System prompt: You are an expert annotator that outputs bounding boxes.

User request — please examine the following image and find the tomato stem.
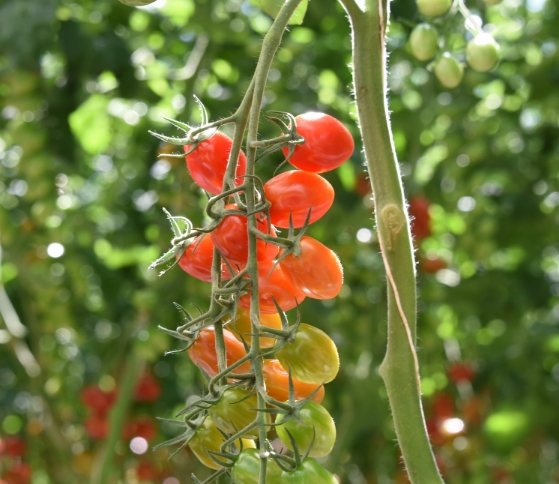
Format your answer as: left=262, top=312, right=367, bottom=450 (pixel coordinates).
left=338, top=0, right=445, bottom=482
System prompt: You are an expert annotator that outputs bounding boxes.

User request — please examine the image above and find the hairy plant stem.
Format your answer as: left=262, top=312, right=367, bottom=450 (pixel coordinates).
left=338, top=0, right=445, bottom=482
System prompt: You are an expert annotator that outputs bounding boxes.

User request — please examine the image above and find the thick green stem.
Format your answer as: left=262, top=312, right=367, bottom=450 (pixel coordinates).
left=339, top=0, right=445, bottom=482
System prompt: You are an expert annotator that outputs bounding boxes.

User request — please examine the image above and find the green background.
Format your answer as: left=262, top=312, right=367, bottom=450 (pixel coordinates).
left=1, top=0, right=558, bottom=482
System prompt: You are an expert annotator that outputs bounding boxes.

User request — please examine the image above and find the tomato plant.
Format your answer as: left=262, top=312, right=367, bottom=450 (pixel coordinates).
left=84, top=414, right=109, bottom=440
left=0, top=435, right=26, bottom=457
left=231, top=449, right=283, bottom=484
left=211, top=204, right=278, bottom=266
left=239, top=259, right=306, bottom=314
left=276, top=323, right=339, bottom=384
left=184, top=132, right=247, bottom=195
left=279, top=236, right=343, bottom=300
left=281, top=458, right=338, bottom=484
left=409, top=196, right=431, bottom=241
left=409, top=24, right=439, bottom=61
left=466, top=34, right=500, bottom=72
left=188, top=416, right=255, bottom=470
left=227, top=307, right=282, bottom=348
left=282, top=112, right=354, bottom=173
left=276, top=400, right=336, bottom=458
left=122, top=417, right=157, bottom=441
left=188, top=326, right=251, bottom=377
left=208, top=388, right=269, bottom=439
left=448, top=362, right=475, bottom=383
left=262, top=359, right=324, bottom=404
left=264, top=171, right=334, bottom=228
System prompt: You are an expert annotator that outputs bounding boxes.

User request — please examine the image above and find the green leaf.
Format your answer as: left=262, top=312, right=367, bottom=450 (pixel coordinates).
left=250, top=0, right=309, bottom=25
left=68, top=95, right=111, bottom=154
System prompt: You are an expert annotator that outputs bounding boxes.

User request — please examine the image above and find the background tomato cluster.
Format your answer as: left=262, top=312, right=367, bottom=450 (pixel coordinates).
left=1, top=0, right=559, bottom=483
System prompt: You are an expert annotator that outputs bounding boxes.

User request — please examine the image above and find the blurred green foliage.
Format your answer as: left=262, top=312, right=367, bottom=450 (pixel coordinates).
left=0, top=0, right=558, bottom=482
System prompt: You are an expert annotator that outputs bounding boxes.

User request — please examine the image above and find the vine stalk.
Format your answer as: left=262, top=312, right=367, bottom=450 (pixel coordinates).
left=338, top=0, right=445, bottom=482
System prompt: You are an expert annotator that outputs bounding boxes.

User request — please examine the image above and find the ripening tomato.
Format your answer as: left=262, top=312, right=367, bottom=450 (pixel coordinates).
left=178, top=234, right=233, bottom=282
left=208, top=388, right=270, bottom=439
left=84, top=414, right=109, bottom=440
left=80, top=385, right=117, bottom=414
left=416, top=0, right=451, bottom=17
left=211, top=204, right=279, bottom=266
left=123, top=417, right=157, bottom=441
left=137, top=461, right=159, bottom=481
left=188, top=326, right=251, bottom=377
left=4, top=462, right=32, bottom=484
left=420, top=256, right=446, bottom=273
left=434, top=54, right=463, bottom=88
left=0, top=435, right=26, bottom=457
left=281, top=458, right=338, bottom=484
left=466, top=34, right=500, bottom=72
left=135, top=373, right=161, bottom=402
left=448, top=363, right=475, bottom=383
left=276, top=323, right=339, bottom=384
left=432, top=393, right=454, bottom=421
left=262, top=359, right=324, bottom=404
left=231, top=449, right=283, bottom=484
left=185, top=132, right=247, bottom=195
left=409, top=24, right=439, bottom=61
left=409, top=196, right=431, bottom=241
left=276, top=400, right=336, bottom=458
left=239, top=260, right=306, bottom=314
left=282, top=112, right=354, bottom=173
left=189, top=416, right=255, bottom=470
left=264, top=171, right=334, bottom=228
left=227, top=308, right=282, bottom=348
left=279, top=237, right=343, bottom=300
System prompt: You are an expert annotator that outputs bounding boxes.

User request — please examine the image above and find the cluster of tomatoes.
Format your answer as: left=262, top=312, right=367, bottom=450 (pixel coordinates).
left=410, top=0, right=500, bottom=88
left=0, top=435, right=30, bottom=484
left=174, top=112, right=354, bottom=481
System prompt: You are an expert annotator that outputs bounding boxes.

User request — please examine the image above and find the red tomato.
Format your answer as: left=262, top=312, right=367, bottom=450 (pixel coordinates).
left=420, top=256, right=446, bottom=274
left=264, top=171, right=334, bottom=228
left=425, top=418, right=445, bottom=446
left=448, top=363, right=475, bottom=383
left=188, top=326, right=251, bottom=377
left=262, top=359, right=324, bottom=404
left=177, top=234, right=234, bottom=282
left=409, top=196, right=431, bottom=241
left=4, top=463, right=31, bottom=484
left=0, top=435, right=26, bottom=457
left=123, top=417, right=157, bottom=441
left=137, top=461, right=159, bottom=481
left=279, top=237, right=343, bottom=300
left=135, top=373, right=161, bottom=402
left=185, top=132, right=247, bottom=195
left=239, top=259, right=306, bottom=314
left=84, top=414, right=109, bottom=440
left=80, top=385, right=117, bottom=414
left=432, top=393, right=454, bottom=422
left=282, top=112, right=354, bottom=173
left=211, top=204, right=279, bottom=266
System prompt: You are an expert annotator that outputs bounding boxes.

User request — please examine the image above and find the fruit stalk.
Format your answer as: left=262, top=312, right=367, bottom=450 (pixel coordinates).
left=338, top=0, right=445, bottom=482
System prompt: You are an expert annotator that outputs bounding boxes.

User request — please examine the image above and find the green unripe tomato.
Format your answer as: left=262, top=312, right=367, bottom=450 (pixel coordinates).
left=416, top=0, right=451, bottom=17
left=118, top=0, right=157, bottom=6
left=276, top=401, right=336, bottom=458
left=231, top=449, right=283, bottom=484
left=281, top=458, right=338, bottom=484
left=434, top=54, right=464, bottom=88
left=276, top=323, right=339, bottom=385
left=189, top=417, right=255, bottom=470
left=208, top=388, right=270, bottom=440
left=466, top=34, right=500, bottom=72
left=409, top=24, right=439, bottom=61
